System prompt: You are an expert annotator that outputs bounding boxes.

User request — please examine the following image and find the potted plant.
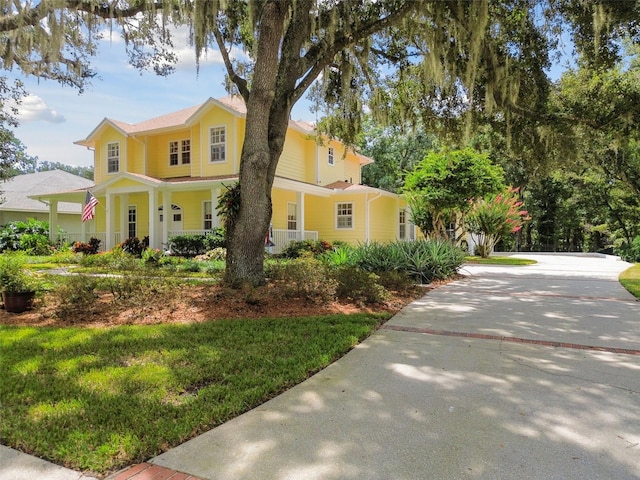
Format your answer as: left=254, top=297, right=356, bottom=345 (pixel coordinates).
left=0, top=253, right=40, bottom=313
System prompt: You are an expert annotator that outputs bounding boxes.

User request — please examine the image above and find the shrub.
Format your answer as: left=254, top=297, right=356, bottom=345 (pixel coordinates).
left=195, top=247, right=227, bottom=262
left=141, top=248, right=165, bottom=265
left=120, top=236, right=149, bottom=257
left=203, top=227, right=226, bottom=249
left=331, top=266, right=389, bottom=304
left=375, top=270, right=417, bottom=292
left=618, top=235, right=640, bottom=263
left=267, top=256, right=337, bottom=301
left=52, top=275, right=100, bottom=317
left=169, top=234, right=207, bottom=257
left=73, top=237, right=101, bottom=255
left=19, top=233, right=52, bottom=255
left=80, top=247, right=139, bottom=271
left=320, top=244, right=359, bottom=268
left=0, top=219, right=51, bottom=252
left=280, top=239, right=334, bottom=258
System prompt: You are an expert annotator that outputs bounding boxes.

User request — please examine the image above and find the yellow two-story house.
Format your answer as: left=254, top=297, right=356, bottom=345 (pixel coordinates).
left=33, top=96, right=415, bottom=252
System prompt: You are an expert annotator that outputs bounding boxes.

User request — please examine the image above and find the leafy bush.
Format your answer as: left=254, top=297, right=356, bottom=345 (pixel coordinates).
left=267, top=256, right=337, bottom=301
left=0, top=252, right=41, bottom=292
left=203, top=227, right=226, bottom=249
left=321, top=244, right=359, bottom=268
left=79, top=247, right=139, bottom=271
left=19, top=233, right=52, bottom=255
left=169, top=234, right=208, bottom=257
left=52, top=275, right=100, bottom=317
left=331, top=266, right=389, bottom=304
left=0, top=219, right=51, bottom=252
left=120, top=236, right=149, bottom=257
left=73, top=237, right=101, bottom=255
left=618, top=235, right=640, bottom=263
left=141, top=248, right=166, bottom=265
left=280, top=239, right=334, bottom=258
left=195, top=247, right=227, bottom=262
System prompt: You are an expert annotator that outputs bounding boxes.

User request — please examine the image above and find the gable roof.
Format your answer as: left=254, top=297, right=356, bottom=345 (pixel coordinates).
left=1, top=170, right=94, bottom=214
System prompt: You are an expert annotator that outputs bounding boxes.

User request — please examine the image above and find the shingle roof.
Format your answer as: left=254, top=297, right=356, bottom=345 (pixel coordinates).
left=0, top=170, right=94, bottom=213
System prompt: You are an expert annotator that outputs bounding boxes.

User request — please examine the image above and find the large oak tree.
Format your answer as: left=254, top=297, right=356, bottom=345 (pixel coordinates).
left=1, top=0, right=638, bottom=286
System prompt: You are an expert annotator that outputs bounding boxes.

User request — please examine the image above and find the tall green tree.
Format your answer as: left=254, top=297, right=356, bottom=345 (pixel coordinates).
left=404, top=148, right=506, bottom=239
left=1, top=1, right=638, bottom=285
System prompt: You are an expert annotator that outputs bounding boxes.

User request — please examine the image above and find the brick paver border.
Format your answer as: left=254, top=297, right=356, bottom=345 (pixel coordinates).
left=381, top=324, right=640, bottom=356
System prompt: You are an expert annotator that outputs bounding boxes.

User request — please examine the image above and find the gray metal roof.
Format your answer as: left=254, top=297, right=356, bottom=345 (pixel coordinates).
left=0, top=170, right=94, bottom=214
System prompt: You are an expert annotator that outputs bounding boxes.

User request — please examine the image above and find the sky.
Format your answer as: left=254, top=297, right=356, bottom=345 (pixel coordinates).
left=7, top=30, right=317, bottom=169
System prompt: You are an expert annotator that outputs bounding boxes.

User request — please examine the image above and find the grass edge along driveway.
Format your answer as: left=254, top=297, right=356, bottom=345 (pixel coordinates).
left=619, top=263, right=640, bottom=298
left=0, top=313, right=388, bottom=477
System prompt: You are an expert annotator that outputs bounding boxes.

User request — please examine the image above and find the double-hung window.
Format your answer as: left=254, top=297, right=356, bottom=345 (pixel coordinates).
left=328, top=147, right=335, bottom=166
left=399, top=209, right=407, bottom=240
left=170, top=140, right=191, bottom=165
left=107, top=142, right=120, bottom=173
left=128, top=206, right=137, bottom=239
left=203, top=201, right=213, bottom=230
left=210, top=127, right=226, bottom=162
left=336, top=202, right=353, bottom=229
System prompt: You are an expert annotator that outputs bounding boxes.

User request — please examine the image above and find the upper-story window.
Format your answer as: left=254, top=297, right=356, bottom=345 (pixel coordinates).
left=336, top=202, right=353, bottom=229
left=170, top=140, right=191, bottom=166
left=210, top=126, right=226, bottom=162
left=107, top=142, right=119, bottom=173
left=328, top=147, right=335, bottom=166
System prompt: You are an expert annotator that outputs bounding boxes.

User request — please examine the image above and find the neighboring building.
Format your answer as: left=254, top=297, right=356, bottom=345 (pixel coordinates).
left=31, top=96, right=415, bottom=252
left=1, top=170, right=94, bottom=235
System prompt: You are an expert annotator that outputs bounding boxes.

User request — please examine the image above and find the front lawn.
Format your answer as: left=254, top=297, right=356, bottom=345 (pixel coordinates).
left=464, top=255, right=537, bottom=265
left=619, top=263, right=640, bottom=299
left=0, top=313, right=386, bottom=476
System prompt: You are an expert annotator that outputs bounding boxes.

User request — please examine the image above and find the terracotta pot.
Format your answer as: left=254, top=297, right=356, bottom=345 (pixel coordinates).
left=2, top=291, right=35, bottom=313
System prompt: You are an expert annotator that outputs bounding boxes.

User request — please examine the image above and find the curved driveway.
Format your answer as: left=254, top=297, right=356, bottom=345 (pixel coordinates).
left=150, top=254, right=640, bottom=480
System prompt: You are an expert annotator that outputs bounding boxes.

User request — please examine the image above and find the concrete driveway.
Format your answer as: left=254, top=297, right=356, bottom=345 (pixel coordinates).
left=148, top=254, right=640, bottom=480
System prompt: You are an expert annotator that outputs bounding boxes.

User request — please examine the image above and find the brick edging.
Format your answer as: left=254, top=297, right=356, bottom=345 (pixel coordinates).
left=381, top=324, right=640, bottom=356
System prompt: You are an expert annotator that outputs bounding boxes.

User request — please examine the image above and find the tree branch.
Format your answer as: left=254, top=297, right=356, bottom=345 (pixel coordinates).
left=212, top=24, right=249, bottom=102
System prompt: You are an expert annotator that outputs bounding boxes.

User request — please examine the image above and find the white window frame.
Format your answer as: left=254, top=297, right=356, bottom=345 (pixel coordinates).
left=287, top=202, right=297, bottom=231
left=399, top=208, right=407, bottom=240
left=328, top=146, right=335, bottom=166
left=203, top=201, right=213, bottom=230
left=169, top=140, right=191, bottom=166
left=107, top=142, right=120, bottom=174
left=336, top=202, right=353, bottom=230
left=209, top=126, right=226, bottom=163
left=128, top=205, right=137, bottom=239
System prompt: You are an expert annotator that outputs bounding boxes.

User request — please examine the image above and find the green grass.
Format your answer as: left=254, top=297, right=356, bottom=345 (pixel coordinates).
left=0, top=314, right=387, bottom=476
left=619, top=264, right=640, bottom=299
left=464, top=256, right=537, bottom=265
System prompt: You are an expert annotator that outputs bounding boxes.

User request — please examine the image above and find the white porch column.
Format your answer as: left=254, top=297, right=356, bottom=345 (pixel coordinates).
left=81, top=215, right=87, bottom=243
left=48, top=200, right=58, bottom=243
left=212, top=188, right=221, bottom=228
left=296, top=192, right=305, bottom=240
left=162, top=190, right=171, bottom=248
left=148, top=189, right=157, bottom=249
left=106, top=193, right=114, bottom=249
left=120, top=194, right=129, bottom=242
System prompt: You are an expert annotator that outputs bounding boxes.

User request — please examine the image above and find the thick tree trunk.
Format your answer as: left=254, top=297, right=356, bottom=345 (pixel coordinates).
left=224, top=3, right=290, bottom=287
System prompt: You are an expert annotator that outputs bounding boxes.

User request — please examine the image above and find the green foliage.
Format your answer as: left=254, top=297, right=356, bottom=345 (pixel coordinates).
left=331, top=266, right=389, bottom=304
left=280, top=239, right=335, bottom=259
left=19, top=233, right=52, bottom=255
left=217, top=184, right=241, bottom=229
left=619, top=264, right=640, bottom=299
left=0, top=218, right=51, bottom=252
left=169, top=234, right=208, bottom=257
left=267, top=256, right=337, bottom=302
left=141, top=248, right=166, bottom=265
left=79, top=247, right=138, bottom=271
left=72, top=237, right=101, bottom=255
left=52, top=275, right=100, bottom=317
left=204, top=227, right=226, bottom=249
left=404, top=148, right=505, bottom=239
left=0, top=252, right=40, bottom=292
left=618, top=235, right=640, bottom=263
left=466, top=188, right=530, bottom=258
left=320, top=244, right=359, bottom=268
left=119, top=237, right=149, bottom=257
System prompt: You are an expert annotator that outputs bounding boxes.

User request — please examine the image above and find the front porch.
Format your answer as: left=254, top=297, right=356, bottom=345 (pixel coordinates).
left=57, top=228, right=319, bottom=255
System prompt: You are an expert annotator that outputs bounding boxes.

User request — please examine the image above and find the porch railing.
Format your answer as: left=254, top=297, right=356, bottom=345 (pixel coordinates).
left=271, top=229, right=318, bottom=254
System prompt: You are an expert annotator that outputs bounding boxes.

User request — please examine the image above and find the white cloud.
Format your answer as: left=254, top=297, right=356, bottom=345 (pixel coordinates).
left=16, top=95, right=66, bottom=123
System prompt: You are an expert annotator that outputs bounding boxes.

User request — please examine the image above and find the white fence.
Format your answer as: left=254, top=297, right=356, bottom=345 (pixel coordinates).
left=270, top=229, right=318, bottom=254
